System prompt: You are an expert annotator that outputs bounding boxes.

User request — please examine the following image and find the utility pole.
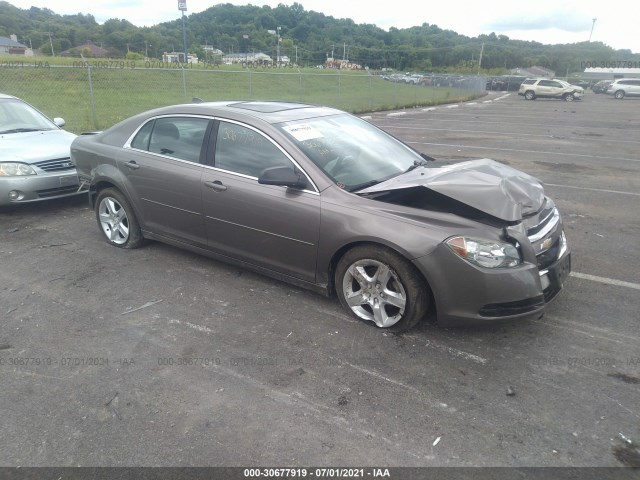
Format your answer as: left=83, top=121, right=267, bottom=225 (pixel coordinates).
left=589, top=18, right=597, bottom=42
left=45, top=32, right=54, bottom=56
left=477, top=42, right=484, bottom=74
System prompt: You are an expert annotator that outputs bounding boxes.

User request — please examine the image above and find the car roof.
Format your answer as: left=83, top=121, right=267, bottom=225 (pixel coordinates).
left=139, top=100, right=345, bottom=125
left=95, top=100, right=348, bottom=149
left=0, top=93, right=18, bottom=100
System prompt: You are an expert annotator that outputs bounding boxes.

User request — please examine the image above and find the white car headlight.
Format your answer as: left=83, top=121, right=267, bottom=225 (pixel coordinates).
left=0, top=162, right=37, bottom=176
left=446, top=236, right=521, bottom=268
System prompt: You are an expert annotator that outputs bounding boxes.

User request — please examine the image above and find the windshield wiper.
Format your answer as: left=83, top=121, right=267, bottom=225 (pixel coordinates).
left=0, top=128, right=48, bottom=134
left=349, top=179, right=384, bottom=193
left=404, top=159, right=430, bottom=173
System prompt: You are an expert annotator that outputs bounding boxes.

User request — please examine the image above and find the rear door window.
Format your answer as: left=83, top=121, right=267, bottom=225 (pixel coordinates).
left=131, top=117, right=211, bottom=164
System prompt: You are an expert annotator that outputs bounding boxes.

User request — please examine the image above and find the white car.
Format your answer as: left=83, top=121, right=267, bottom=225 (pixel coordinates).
left=0, top=93, right=87, bottom=205
left=605, top=78, right=640, bottom=99
left=518, top=78, right=584, bottom=101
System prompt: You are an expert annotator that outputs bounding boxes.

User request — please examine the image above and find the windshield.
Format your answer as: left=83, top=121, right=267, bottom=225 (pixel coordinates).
left=278, top=114, right=426, bottom=191
left=0, top=98, right=57, bottom=134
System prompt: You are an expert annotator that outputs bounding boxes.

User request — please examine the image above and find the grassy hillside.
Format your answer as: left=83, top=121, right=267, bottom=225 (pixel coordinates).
left=2, top=58, right=484, bottom=133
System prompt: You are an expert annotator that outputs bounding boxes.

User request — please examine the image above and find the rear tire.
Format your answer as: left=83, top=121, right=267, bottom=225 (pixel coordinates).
left=335, top=245, right=429, bottom=332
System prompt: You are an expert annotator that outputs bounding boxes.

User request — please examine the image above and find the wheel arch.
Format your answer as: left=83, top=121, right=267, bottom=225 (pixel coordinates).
left=327, top=240, right=437, bottom=318
left=89, top=180, right=120, bottom=209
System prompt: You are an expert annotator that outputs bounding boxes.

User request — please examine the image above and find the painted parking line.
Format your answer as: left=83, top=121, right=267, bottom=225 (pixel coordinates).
left=570, top=272, right=640, bottom=291
left=544, top=183, right=640, bottom=197
left=405, top=141, right=640, bottom=163
left=403, top=335, right=488, bottom=365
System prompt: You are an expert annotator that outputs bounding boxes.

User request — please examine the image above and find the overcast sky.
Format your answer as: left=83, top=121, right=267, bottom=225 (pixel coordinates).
left=7, top=0, right=639, bottom=54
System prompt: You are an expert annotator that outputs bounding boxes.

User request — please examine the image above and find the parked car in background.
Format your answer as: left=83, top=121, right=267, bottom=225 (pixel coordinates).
left=71, top=101, right=570, bottom=331
left=605, top=78, right=640, bottom=99
left=487, top=76, right=527, bottom=91
left=403, top=74, right=422, bottom=84
left=0, top=93, right=87, bottom=206
left=591, top=80, right=612, bottom=94
left=518, top=78, right=584, bottom=101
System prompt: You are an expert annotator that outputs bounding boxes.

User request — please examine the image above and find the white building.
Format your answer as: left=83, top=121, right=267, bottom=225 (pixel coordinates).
left=583, top=67, right=640, bottom=80
left=222, top=52, right=272, bottom=65
left=162, top=52, right=198, bottom=64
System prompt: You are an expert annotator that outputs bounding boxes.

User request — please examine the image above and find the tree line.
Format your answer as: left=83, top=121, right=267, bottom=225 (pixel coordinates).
left=1, top=0, right=638, bottom=73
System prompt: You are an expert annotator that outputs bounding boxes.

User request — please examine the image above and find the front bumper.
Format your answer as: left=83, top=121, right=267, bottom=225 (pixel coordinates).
left=414, top=234, right=571, bottom=327
left=0, top=171, right=88, bottom=205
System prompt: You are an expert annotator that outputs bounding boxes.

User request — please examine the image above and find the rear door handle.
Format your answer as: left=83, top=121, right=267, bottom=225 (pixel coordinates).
left=124, top=161, right=140, bottom=170
left=204, top=180, right=227, bottom=192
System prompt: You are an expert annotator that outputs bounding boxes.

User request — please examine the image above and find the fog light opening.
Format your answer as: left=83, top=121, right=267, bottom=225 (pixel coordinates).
left=8, top=190, right=24, bottom=201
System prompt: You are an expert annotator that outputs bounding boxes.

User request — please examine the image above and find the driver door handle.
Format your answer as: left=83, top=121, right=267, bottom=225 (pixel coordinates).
left=204, top=180, right=227, bottom=192
left=124, top=161, right=140, bottom=170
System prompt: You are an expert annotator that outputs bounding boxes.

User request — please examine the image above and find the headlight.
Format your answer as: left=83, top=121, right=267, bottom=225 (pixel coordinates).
left=445, top=236, right=521, bottom=268
left=0, top=163, right=37, bottom=176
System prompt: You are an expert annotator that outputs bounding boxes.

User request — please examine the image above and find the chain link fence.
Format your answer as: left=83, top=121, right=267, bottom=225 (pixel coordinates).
left=2, top=62, right=487, bottom=133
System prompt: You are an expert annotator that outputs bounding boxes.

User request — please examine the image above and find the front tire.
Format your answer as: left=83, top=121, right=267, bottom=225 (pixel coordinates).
left=95, top=188, right=144, bottom=249
left=614, top=90, right=625, bottom=99
left=563, top=93, right=575, bottom=102
left=524, top=90, right=535, bottom=100
left=335, top=245, right=429, bottom=332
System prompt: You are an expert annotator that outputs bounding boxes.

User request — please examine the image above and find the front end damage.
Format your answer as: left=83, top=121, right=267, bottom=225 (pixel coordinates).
left=359, top=159, right=571, bottom=326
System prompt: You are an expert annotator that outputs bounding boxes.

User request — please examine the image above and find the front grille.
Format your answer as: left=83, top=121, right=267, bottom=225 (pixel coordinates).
left=543, top=284, right=562, bottom=303
left=526, top=207, right=562, bottom=270
left=36, top=185, right=80, bottom=198
left=536, top=237, right=561, bottom=270
left=479, top=295, right=545, bottom=317
left=526, top=207, right=556, bottom=242
left=34, top=158, right=75, bottom=172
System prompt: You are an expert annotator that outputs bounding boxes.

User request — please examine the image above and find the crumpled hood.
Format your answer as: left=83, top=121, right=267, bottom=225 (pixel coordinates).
left=359, top=159, right=545, bottom=221
left=0, top=129, right=76, bottom=163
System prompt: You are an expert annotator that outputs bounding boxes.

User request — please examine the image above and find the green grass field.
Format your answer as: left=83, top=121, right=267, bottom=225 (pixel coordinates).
left=2, top=57, right=485, bottom=133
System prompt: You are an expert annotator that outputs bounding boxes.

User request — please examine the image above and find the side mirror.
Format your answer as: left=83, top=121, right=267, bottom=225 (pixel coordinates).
left=258, top=165, right=307, bottom=189
left=53, top=117, right=66, bottom=127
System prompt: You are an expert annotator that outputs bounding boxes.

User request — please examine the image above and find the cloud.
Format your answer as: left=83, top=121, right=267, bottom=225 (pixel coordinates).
left=486, top=11, right=595, bottom=33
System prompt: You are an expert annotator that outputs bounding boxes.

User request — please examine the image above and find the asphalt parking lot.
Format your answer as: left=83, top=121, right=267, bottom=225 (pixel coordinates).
left=1, top=90, right=639, bottom=469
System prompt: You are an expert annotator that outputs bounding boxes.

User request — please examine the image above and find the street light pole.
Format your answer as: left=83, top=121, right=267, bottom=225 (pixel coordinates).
left=276, top=26, right=281, bottom=67
left=178, top=0, right=188, bottom=63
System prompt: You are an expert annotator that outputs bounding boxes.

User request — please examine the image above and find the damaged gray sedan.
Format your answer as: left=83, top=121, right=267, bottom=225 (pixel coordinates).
left=71, top=101, right=570, bottom=331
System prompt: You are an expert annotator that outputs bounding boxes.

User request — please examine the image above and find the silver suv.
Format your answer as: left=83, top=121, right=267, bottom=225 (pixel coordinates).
left=605, top=78, right=640, bottom=99
left=518, top=78, right=584, bottom=101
